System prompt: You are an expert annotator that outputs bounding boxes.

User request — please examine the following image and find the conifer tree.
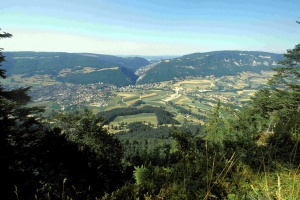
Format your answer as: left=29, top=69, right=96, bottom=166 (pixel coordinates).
left=0, top=28, right=46, bottom=200
left=203, top=100, right=224, bottom=144
left=268, top=44, right=300, bottom=91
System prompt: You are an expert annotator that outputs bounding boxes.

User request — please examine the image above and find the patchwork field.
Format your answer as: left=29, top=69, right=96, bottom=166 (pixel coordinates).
left=174, top=96, right=193, bottom=105
left=116, top=90, right=170, bottom=106
left=236, top=89, right=257, bottom=96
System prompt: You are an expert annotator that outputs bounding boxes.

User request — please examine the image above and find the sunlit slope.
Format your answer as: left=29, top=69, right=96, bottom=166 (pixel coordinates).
left=137, top=51, right=284, bottom=84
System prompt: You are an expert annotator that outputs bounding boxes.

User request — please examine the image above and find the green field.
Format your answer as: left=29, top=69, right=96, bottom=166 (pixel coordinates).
left=112, top=113, right=157, bottom=124
left=115, top=90, right=170, bottom=107
left=108, top=113, right=158, bottom=133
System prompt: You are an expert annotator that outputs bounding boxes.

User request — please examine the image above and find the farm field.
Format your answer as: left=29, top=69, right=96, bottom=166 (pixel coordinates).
left=111, top=113, right=157, bottom=125
left=174, top=79, right=213, bottom=90
left=107, top=113, right=158, bottom=133
left=115, top=90, right=170, bottom=106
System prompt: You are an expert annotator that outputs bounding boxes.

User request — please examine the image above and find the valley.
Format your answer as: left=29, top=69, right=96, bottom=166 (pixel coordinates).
left=0, top=50, right=280, bottom=131
left=3, top=68, right=275, bottom=131
left=2, top=3, right=300, bottom=199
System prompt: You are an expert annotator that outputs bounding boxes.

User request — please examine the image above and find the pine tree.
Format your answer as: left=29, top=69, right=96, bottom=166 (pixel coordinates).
left=268, top=44, right=300, bottom=90
left=0, top=29, right=44, bottom=136
left=0, top=28, right=46, bottom=200
left=203, top=100, right=224, bottom=144
left=268, top=20, right=300, bottom=91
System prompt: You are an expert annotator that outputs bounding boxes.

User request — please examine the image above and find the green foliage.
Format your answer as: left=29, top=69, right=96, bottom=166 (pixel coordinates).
left=104, top=26, right=300, bottom=199
left=1, top=32, right=126, bottom=199
left=133, top=165, right=150, bottom=185
left=0, top=29, right=47, bottom=199
left=47, top=109, right=125, bottom=198
left=2, top=108, right=125, bottom=199
left=204, top=100, right=225, bottom=144
left=0, top=29, right=12, bottom=78
left=268, top=44, right=300, bottom=91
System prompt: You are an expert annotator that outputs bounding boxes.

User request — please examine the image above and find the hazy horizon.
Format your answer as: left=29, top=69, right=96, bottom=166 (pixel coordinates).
left=1, top=0, right=299, bottom=56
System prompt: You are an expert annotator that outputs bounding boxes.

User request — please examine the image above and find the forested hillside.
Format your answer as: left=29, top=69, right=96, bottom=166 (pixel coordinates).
left=138, top=51, right=284, bottom=84
left=1, top=25, right=300, bottom=200
left=56, top=67, right=138, bottom=86
left=2, top=52, right=149, bottom=75
left=1, top=52, right=148, bottom=86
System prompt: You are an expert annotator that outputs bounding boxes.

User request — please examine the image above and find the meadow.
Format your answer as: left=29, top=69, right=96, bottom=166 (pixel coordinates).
left=107, top=113, right=158, bottom=133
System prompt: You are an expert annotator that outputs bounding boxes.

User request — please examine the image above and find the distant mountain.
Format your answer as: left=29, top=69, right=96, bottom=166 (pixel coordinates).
left=134, top=55, right=180, bottom=63
left=137, top=51, right=285, bottom=84
left=2, top=52, right=148, bottom=86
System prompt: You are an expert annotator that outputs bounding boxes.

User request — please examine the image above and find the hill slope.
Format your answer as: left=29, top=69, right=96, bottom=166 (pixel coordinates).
left=137, top=51, right=284, bottom=84
left=2, top=52, right=148, bottom=86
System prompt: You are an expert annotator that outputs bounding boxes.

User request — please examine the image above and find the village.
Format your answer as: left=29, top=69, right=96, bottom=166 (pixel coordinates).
left=24, top=74, right=259, bottom=113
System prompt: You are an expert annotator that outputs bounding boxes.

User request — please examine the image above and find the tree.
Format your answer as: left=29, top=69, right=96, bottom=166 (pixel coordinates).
left=268, top=20, right=300, bottom=91
left=268, top=44, right=300, bottom=91
left=0, top=29, right=44, bottom=136
left=0, top=29, right=124, bottom=199
left=0, top=29, right=12, bottom=79
left=50, top=109, right=124, bottom=197
left=203, top=100, right=225, bottom=144
left=0, top=29, right=47, bottom=199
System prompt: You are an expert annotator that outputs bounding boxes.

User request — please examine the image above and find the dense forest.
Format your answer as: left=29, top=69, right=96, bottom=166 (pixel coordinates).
left=1, top=21, right=300, bottom=200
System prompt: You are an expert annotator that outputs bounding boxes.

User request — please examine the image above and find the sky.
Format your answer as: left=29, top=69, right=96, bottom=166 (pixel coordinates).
left=1, top=0, right=299, bottom=56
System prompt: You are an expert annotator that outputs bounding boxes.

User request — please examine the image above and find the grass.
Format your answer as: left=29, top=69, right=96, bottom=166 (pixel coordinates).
left=112, top=113, right=157, bottom=124
left=174, top=96, right=193, bottom=105
left=108, top=113, right=158, bottom=133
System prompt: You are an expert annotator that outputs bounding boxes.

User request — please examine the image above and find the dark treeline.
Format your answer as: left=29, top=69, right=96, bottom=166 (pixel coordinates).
left=98, top=105, right=180, bottom=125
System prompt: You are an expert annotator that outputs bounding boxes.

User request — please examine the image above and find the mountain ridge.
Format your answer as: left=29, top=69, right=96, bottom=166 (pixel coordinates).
left=136, top=50, right=285, bottom=84
left=2, top=51, right=148, bottom=86
left=2, top=50, right=285, bottom=86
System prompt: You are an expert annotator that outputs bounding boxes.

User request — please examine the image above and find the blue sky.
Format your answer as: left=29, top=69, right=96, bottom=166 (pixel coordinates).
left=1, top=0, right=299, bottom=56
